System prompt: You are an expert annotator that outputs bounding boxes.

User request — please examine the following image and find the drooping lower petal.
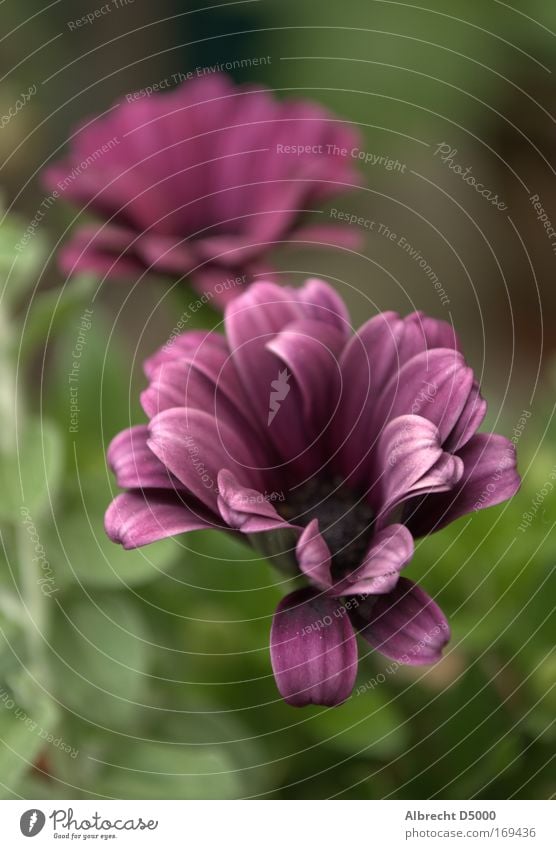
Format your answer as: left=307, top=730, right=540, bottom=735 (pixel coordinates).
left=353, top=577, right=450, bottom=665
left=107, top=425, right=183, bottom=490
left=105, top=491, right=217, bottom=549
left=270, top=588, right=358, bottom=706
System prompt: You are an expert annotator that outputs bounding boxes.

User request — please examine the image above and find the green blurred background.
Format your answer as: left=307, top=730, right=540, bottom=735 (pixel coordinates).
left=0, top=0, right=554, bottom=799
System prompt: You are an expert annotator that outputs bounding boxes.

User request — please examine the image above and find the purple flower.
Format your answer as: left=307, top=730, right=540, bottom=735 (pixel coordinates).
left=43, top=75, right=362, bottom=307
left=105, top=279, right=520, bottom=706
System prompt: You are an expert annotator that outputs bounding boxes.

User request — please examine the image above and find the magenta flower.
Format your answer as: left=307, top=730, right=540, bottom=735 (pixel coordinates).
left=105, top=279, right=520, bottom=707
left=43, top=75, right=362, bottom=307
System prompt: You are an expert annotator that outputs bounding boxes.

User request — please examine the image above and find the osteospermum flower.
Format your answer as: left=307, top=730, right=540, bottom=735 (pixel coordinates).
left=43, top=75, right=362, bottom=307
left=105, top=279, right=520, bottom=706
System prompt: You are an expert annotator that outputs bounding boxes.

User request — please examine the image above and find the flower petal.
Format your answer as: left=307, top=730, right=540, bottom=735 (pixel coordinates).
left=264, top=318, right=344, bottom=473
left=270, top=588, right=358, bottom=706
left=443, top=380, right=487, bottom=453
left=379, top=348, right=474, bottom=443
left=144, top=330, right=229, bottom=379
left=296, top=519, right=333, bottom=590
left=225, top=282, right=303, bottom=430
left=375, top=415, right=463, bottom=522
left=216, top=469, right=292, bottom=533
left=333, top=316, right=464, bottom=485
left=333, top=311, right=405, bottom=485
left=397, top=312, right=460, bottom=362
left=147, top=408, right=266, bottom=511
left=226, top=279, right=352, bottom=427
left=107, top=425, right=184, bottom=490
left=295, top=278, right=352, bottom=339
left=105, top=491, right=216, bottom=549
left=405, top=433, right=520, bottom=536
left=141, top=351, right=257, bottom=448
left=266, top=318, right=344, bottom=424
left=353, top=578, right=450, bottom=664
left=336, top=524, right=414, bottom=595
left=57, top=224, right=145, bottom=278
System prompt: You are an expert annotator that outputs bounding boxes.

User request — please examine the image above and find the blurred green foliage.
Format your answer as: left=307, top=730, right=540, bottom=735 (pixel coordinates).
left=0, top=207, right=554, bottom=800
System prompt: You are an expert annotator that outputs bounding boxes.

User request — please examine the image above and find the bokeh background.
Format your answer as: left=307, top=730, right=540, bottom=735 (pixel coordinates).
left=0, top=0, right=555, bottom=799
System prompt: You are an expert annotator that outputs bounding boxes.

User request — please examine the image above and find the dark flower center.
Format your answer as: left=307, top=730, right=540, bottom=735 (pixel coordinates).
left=279, top=478, right=375, bottom=578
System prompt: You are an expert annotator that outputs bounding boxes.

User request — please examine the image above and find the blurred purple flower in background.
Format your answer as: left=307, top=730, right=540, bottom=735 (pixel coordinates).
left=43, top=75, right=362, bottom=307
left=105, top=279, right=520, bottom=706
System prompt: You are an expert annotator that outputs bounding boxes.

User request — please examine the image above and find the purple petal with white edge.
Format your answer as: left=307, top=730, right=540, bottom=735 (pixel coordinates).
left=336, top=524, right=414, bottom=596
left=147, top=408, right=265, bottom=511
left=405, top=433, right=520, bottom=536
left=107, top=425, right=184, bottom=491
left=353, top=577, right=450, bottom=665
left=296, top=520, right=333, bottom=590
left=270, top=588, right=358, bottom=707
left=375, top=415, right=463, bottom=523
left=105, top=491, right=217, bottom=549
left=217, top=469, right=293, bottom=533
